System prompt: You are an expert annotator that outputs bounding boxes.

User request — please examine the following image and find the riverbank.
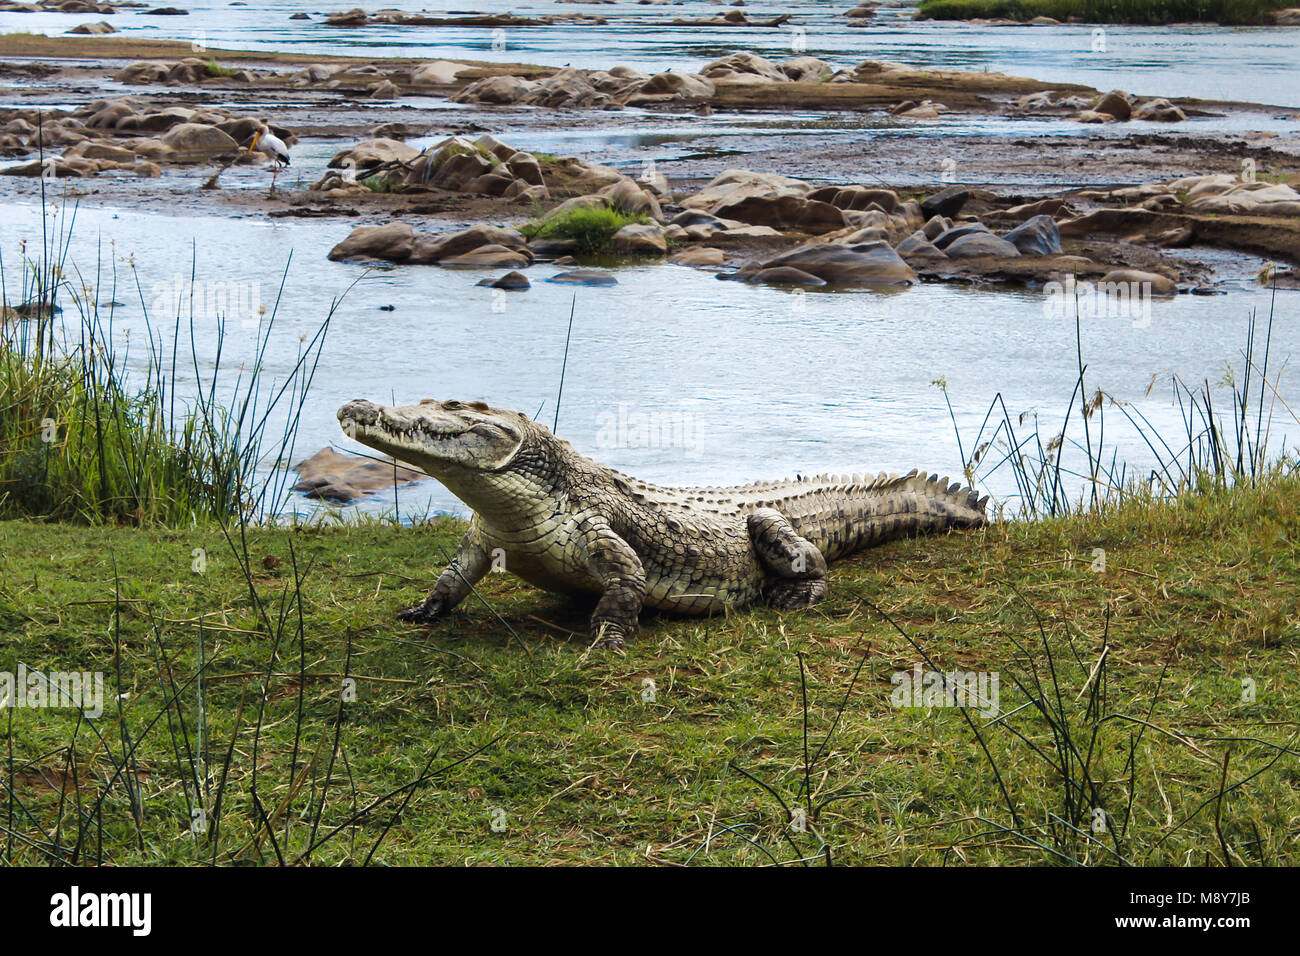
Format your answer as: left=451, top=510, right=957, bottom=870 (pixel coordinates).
left=1, top=468, right=1296, bottom=864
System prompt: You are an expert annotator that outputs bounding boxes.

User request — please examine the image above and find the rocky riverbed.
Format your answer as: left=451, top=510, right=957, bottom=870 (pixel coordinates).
left=2, top=33, right=1298, bottom=507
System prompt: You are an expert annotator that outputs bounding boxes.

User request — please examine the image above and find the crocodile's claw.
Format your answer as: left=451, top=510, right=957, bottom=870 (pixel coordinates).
left=397, top=596, right=447, bottom=624
left=590, top=621, right=629, bottom=652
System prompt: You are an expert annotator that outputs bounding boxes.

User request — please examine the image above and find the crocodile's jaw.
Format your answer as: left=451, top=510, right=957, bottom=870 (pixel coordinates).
left=337, top=398, right=532, bottom=500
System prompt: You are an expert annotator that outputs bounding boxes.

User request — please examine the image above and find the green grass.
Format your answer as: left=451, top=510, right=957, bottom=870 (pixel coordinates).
left=915, top=0, right=1288, bottom=24
left=204, top=59, right=240, bottom=79
left=1, top=471, right=1297, bottom=865
left=520, top=205, right=649, bottom=255
left=0, top=191, right=336, bottom=526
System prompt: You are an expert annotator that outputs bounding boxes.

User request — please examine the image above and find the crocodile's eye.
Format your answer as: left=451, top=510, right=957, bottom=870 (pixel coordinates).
left=443, top=400, right=464, bottom=410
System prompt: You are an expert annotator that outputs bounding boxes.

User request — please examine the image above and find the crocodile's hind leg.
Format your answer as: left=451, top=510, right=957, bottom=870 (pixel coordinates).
left=576, top=519, right=646, bottom=650
left=747, top=509, right=829, bottom=611
left=398, top=527, right=490, bottom=624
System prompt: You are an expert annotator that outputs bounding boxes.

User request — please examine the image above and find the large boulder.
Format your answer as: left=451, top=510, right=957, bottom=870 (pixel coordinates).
left=700, top=52, right=789, bottom=84
left=712, top=194, right=845, bottom=234
left=328, top=223, right=417, bottom=262
left=920, top=185, right=969, bottom=220
left=742, top=241, right=916, bottom=286
left=439, top=244, right=532, bottom=268
left=1094, top=90, right=1132, bottom=121
left=1132, top=98, right=1187, bottom=122
left=1001, top=215, right=1061, bottom=255
left=157, top=123, right=239, bottom=161
left=412, top=225, right=529, bottom=263
left=932, top=223, right=992, bottom=250
left=637, top=71, right=716, bottom=99
left=1099, top=269, right=1177, bottom=296
left=895, top=232, right=948, bottom=261
left=780, top=56, right=834, bottom=82
left=944, top=234, right=1022, bottom=258
left=611, top=223, right=668, bottom=255
left=450, top=74, right=537, bottom=105
left=328, top=137, right=420, bottom=172
left=410, top=60, right=469, bottom=85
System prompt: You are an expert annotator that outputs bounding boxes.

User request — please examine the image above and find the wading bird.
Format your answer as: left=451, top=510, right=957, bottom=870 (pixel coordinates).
left=248, top=123, right=290, bottom=192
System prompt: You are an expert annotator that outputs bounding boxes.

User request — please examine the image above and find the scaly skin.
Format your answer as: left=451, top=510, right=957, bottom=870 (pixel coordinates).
left=337, top=399, right=988, bottom=649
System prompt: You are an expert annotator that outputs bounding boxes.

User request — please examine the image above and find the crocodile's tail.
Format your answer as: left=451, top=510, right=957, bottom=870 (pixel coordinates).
left=785, top=469, right=988, bottom=562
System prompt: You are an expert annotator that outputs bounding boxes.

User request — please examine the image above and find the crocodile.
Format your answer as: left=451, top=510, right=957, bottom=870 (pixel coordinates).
left=337, top=398, right=988, bottom=648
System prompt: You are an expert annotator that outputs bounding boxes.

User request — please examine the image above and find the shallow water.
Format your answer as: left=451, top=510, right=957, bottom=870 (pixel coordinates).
left=4, top=200, right=1293, bottom=521
left=3, top=1, right=1300, bottom=105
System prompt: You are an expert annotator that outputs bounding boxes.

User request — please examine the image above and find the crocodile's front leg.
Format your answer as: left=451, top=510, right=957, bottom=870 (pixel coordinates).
left=398, top=527, right=491, bottom=624
left=747, top=509, right=828, bottom=610
left=578, top=519, right=646, bottom=650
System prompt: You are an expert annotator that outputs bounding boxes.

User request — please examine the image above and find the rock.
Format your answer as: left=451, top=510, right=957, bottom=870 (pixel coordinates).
left=1005, top=198, right=1070, bottom=220
left=944, top=234, right=1022, bottom=258
left=477, top=271, right=531, bottom=290
left=328, top=137, right=419, bottom=172
left=66, top=141, right=137, bottom=163
left=895, top=233, right=947, bottom=261
left=439, top=244, right=532, bottom=268
left=326, top=8, right=368, bottom=26
left=921, top=185, right=969, bottom=220
left=69, top=20, right=116, bottom=33
left=328, top=222, right=417, bottom=262
left=505, top=151, right=544, bottom=186
left=1094, top=90, right=1132, bottom=121
left=751, top=266, right=827, bottom=286
left=637, top=71, right=716, bottom=99
left=712, top=194, right=845, bottom=235
left=1183, top=181, right=1300, bottom=217
left=809, top=185, right=901, bottom=214
left=921, top=215, right=949, bottom=240
left=599, top=178, right=665, bottom=220
left=1273, top=8, right=1300, bottom=25
left=669, top=247, right=726, bottom=267
left=611, top=223, right=668, bottom=255
left=157, top=123, right=239, bottom=161
left=410, top=60, right=468, bottom=85
left=450, top=74, right=535, bottom=105
left=744, top=241, right=916, bottom=286
left=370, top=80, right=400, bottom=100
left=412, top=225, right=529, bottom=263
left=780, top=56, right=834, bottom=82
left=547, top=269, right=618, bottom=286
left=133, top=161, right=162, bottom=178
left=1099, top=269, right=1177, bottom=296
left=700, top=52, right=789, bottom=84
left=1132, top=98, right=1187, bottom=122
left=1075, top=110, right=1116, bottom=124
left=1001, top=215, right=1061, bottom=255
left=932, top=223, right=991, bottom=250
left=84, top=98, right=139, bottom=130
left=293, top=448, right=423, bottom=503
left=1014, top=91, right=1056, bottom=110
left=683, top=169, right=811, bottom=211
left=846, top=4, right=877, bottom=17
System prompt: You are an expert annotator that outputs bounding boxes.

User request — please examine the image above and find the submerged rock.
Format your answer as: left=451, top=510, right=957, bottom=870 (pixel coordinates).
left=739, top=241, right=916, bottom=286
left=547, top=269, right=618, bottom=286
left=293, top=448, right=424, bottom=503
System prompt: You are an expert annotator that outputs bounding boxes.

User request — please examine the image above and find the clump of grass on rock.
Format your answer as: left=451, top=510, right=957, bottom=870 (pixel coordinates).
left=520, top=204, right=648, bottom=255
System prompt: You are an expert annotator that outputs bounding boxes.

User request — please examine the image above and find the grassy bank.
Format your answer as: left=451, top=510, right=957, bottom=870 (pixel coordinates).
left=2, top=468, right=1297, bottom=865
left=916, top=0, right=1288, bottom=24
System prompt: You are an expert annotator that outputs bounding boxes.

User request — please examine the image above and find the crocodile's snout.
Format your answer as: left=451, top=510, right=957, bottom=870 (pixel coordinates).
left=338, top=400, right=380, bottom=429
